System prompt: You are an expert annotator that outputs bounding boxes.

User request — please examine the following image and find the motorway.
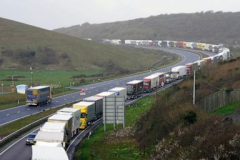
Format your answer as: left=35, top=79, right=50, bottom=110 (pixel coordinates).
left=0, top=80, right=182, bottom=160
left=0, top=47, right=202, bottom=127
left=0, top=47, right=210, bottom=160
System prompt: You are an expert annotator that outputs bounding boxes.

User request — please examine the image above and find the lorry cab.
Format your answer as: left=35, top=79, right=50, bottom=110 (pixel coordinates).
left=126, top=80, right=143, bottom=99
left=73, top=101, right=95, bottom=129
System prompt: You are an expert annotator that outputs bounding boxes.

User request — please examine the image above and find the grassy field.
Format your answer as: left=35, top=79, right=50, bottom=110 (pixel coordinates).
left=73, top=96, right=154, bottom=160
left=0, top=17, right=176, bottom=72
left=212, top=101, right=240, bottom=116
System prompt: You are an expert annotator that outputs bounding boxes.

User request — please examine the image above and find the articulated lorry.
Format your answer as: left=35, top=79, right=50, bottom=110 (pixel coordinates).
left=142, top=74, right=159, bottom=92
left=26, top=86, right=52, bottom=106
left=31, top=146, right=69, bottom=160
left=171, top=66, right=187, bottom=80
left=126, top=80, right=143, bottom=99
left=73, top=101, right=95, bottom=129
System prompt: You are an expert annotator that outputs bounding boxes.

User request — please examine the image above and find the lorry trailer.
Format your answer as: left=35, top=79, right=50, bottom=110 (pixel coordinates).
left=34, top=131, right=66, bottom=148
left=142, top=74, right=159, bottom=92
left=151, top=72, right=165, bottom=87
left=57, top=108, right=81, bottom=136
left=31, top=146, right=69, bottom=160
left=47, top=114, right=73, bottom=141
left=26, top=86, right=52, bottom=106
left=126, top=80, right=143, bottom=99
left=83, top=96, right=103, bottom=119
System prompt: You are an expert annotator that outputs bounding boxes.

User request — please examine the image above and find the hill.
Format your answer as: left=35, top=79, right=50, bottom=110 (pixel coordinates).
left=0, top=17, right=174, bottom=72
left=55, top=11, right=240, bottom=45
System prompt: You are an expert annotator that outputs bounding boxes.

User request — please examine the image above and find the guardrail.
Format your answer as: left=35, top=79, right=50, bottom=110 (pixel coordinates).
left=0, top=113, right=53, bottom=148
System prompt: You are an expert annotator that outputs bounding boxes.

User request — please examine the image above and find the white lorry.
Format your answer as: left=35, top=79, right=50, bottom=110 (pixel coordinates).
left=171, top=66, right=187, bottom=80
left=108, top=87, right=127, bottom=100
left=142, top=74, right=159, bottom=92
left=217, top=48, right=232, bottom=61
left=31, top=146, right=69, bottom=160
left=48, top=114, right=74, bottom=141
left=151, top=72, right=165, bottom=87
left=56, top=108, right=81, bottom=136
left=34, top=131, right=66, bottom=148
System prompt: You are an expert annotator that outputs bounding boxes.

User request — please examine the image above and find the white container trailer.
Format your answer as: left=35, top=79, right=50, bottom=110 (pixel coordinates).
left=40, top=122, right=66, bottom=133
left=57, top=108, right=81, bottom=136
left=204, top=44, right=211, bottom=51
left=48, top=114, right=73, bottom=140
left=124, top=40, right=132, bottom=45
left=171, top=66, right=187, bottom=80
left=31, top=146, right=69, bottom=160
left=95, top=92, right=115, bottom=98
left=142, top=74, right=159, bottom=92
left=108, top=87, right=127, bottom=100
left=34, top=131, right=66, bottom=148
left=151, top=72, right=165, bottom=87
left=83, top=96, right=103, bottom=119
left=186, top=42, right=193, bottom=49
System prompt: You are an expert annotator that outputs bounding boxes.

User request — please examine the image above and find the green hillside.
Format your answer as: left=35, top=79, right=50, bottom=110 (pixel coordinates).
left=0, top=17, right=174, bottom=72
left=55, top=11, right=240, bottom=45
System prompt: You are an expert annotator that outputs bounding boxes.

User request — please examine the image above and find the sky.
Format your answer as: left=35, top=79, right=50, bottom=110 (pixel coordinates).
left=0, top=0, right=239, bottom=30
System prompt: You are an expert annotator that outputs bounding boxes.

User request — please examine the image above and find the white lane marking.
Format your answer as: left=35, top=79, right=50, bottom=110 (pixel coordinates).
left=0, top=127, right=40, bottom=156
left=6, top=114, right=10, bottom=116
left=17, top=111, right=20, bottom=113
left=0, top=105, right=26, bottom=113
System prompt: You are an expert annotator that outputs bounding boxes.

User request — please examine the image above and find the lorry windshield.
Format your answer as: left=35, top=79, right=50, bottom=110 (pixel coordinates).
left=143, top=82, right=150, bottom=86
left=127, top=85, right=134, bottom=93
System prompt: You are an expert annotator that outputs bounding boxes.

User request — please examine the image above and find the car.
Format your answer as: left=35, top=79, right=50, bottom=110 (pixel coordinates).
left=26, top=133, right=37, bottom=145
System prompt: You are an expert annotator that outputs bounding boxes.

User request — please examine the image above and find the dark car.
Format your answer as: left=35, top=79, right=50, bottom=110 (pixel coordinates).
left=26, top=133, right=37, bottom=145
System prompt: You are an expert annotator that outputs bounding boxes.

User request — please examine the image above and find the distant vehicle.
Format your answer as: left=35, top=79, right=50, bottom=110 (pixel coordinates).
left=26, top=133, right=37, bottom=145
left=26, top=86, right=52, bottom=106
left=171, top=66, right=187, bottom=80
left=126, top=80, right=143, bottom=99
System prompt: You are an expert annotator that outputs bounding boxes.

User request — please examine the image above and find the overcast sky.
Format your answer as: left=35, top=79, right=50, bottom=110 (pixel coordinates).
left=0, top=0, right=239, bottom=30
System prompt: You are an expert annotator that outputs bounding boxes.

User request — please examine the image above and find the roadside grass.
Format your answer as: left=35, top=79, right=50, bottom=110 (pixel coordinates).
left=0, top=69, right=104, bottom=87
left=73, top=96, right=154, bottom=160
left=212, top=101, right=240, bottom=116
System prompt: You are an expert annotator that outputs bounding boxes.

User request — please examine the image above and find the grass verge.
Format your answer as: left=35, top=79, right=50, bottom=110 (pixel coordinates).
left=73, top=96, right=154, bottom=160
left=212, top=101, right=240, bottom=116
